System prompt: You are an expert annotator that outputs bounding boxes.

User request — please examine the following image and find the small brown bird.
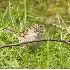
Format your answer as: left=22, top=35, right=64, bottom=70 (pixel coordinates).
left=3, top=24, right=45, bottom=50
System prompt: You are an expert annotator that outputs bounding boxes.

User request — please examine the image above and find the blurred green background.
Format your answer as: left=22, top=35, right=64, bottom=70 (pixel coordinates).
left=0, top=0, right=70, bottom=69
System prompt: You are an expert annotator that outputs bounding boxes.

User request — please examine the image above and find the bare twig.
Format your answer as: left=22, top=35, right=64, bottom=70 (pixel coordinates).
left=0, top=39, right=70, bottom=48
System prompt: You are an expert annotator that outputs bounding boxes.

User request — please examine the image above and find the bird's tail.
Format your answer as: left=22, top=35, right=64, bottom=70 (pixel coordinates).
left=3, top=28, right=18, bottom=37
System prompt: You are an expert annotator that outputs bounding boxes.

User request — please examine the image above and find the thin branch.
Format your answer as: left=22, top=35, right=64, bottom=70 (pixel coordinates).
left=0, top=39, right=70, bottom=48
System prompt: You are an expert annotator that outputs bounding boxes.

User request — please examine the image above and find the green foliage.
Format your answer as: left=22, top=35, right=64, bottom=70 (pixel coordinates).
left=0, top=0, right=70, bottom=69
